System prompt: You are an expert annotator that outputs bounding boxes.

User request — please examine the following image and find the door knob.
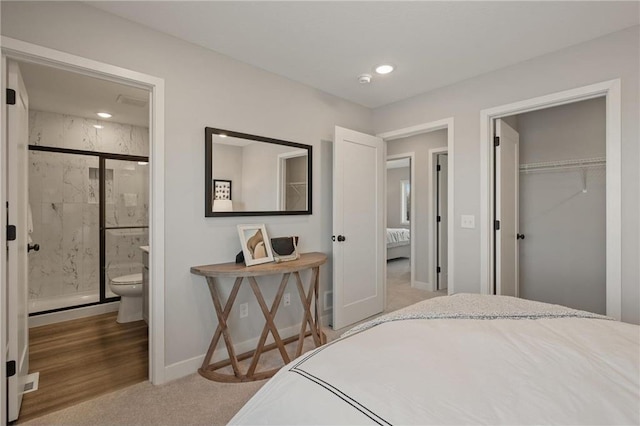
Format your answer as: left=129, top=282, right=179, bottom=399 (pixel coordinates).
left=517, top=234, right=525, bottom=240
left=337, top=235, right=346, bottom=242
left=28, top=243, right=40, bottom=252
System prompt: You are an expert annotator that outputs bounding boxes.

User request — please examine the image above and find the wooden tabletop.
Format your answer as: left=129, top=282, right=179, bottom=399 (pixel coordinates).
left=191, top=252, right=327, bottom=278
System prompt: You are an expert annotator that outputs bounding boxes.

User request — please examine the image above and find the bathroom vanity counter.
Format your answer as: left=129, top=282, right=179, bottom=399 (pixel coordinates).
left=191, top=252, right=327, bottom=382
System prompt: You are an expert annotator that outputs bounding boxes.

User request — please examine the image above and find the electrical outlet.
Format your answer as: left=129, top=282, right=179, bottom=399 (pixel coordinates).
left=461, top=214, right=475, bottom=229
left=283, top=293, right=291, bottom=307
left=239, top=303, right=249, bottom=318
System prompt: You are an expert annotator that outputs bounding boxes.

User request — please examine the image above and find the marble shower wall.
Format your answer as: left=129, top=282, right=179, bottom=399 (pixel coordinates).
left=28, top=110, right=149, bottom=303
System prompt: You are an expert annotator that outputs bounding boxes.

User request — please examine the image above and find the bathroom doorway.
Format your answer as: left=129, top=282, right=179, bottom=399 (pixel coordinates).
left=14, top=59, right=151, bottom=422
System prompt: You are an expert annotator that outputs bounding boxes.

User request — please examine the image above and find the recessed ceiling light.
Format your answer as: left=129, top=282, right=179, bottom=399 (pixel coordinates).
left=218, top=134, right=227, bottom=138
left=138, top=161, right=149, bottom=166
left=375, top=64, right=394, bottom=75
left=97, top=112, right=112, bottom=118
left=93, top=124, right=104, bottom=129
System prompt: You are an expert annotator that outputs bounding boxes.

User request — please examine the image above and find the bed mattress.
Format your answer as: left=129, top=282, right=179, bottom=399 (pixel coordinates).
left=230, top=294, right=639, bottom=425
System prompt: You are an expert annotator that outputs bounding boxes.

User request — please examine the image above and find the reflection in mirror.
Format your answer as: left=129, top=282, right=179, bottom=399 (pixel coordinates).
left=205, top=128, right=312, bottom=217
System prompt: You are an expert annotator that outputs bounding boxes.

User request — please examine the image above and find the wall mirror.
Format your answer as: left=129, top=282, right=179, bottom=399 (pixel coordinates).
left=205, top=127, right=312, bottom=217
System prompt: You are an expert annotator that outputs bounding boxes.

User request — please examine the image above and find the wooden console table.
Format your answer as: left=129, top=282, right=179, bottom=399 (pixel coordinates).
left=190, top=252, right=327, bottom=382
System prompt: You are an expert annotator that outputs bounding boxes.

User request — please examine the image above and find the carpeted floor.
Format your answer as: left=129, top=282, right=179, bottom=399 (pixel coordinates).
left=23, top=257, right=445, bottom=425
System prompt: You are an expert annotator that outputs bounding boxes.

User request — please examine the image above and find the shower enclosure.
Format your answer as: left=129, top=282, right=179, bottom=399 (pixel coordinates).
left=28, top=146, right=149, bottom=315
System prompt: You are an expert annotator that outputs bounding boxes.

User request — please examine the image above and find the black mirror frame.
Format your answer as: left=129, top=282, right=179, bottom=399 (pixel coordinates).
left=205, top=127, right=313, bottom=217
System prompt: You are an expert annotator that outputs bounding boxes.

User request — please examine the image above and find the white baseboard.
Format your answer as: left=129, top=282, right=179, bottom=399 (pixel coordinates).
left=412, top=280, right=431, bottom=291
left=163, top=321, right=318, bottom=383
left=29, top=302, right=119, bottom=328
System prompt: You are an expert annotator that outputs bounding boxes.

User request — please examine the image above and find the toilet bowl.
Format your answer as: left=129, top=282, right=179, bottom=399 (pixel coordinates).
left=109, top=273, right=143, bottom=323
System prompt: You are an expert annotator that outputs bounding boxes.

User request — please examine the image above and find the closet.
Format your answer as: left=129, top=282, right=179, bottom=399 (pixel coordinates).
left=505, top=97, right=606, bottom=314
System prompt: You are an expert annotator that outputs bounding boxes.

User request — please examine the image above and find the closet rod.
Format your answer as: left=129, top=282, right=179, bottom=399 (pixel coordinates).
left=520, top=157, right=605, bottom=173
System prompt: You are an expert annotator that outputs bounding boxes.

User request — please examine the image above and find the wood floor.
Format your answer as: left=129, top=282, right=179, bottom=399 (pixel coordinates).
left=17, top=312, right=148, bottom=423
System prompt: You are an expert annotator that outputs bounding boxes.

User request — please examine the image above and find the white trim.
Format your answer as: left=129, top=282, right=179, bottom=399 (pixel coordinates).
left=28, top=302, right=119, bottom=328
left=480, top=79, right=621, bottom=320
left=412, top=281, right=430, bottom=291
left=378, top=117, right=455, bottom=296
left=428, top=147, right=449, bottom=292
left=1, top=37, right=168, bottom=383
left=0, top=53, right=8, bottom=424
left=386, top=152, right=416, bottom=288
left=164, top=321, right=326, bottom=382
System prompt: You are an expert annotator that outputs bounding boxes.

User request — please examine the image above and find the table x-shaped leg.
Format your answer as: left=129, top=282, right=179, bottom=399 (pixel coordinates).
left=248, top=276, right=291, bottom=367
left=294, top=268, right=321, bottom=357
left=202, top=276, right=243, bottom=376
left=246, top=273, right=290, bottom=376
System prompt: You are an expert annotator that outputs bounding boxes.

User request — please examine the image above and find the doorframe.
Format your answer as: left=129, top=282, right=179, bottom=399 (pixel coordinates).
left=385, top=152, right=416, bottom=288
left=429, top=147, right=448, bottom=292
left=479, top=79, right=621, bottom=320
left=0, top=37, right=167, bottom=388
left=276, top=149, right=307, bottom=210
left=377, top=117, right=455, bottom=295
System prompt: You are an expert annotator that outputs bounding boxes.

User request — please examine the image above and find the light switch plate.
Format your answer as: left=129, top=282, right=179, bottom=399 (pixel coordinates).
left=461, top=215, right=475, bottom=229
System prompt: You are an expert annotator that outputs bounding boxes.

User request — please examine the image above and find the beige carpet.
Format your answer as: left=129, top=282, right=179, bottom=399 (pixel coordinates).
left=23, top=258, right=445, bottom=425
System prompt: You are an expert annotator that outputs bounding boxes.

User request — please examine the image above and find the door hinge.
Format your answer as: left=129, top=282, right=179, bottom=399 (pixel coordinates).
left=494, top=136, right=500, bottom=147
left=7, top=225, right=16, bottom=241
left=436, top=164, right=441, bottom=172
left=6, top=89, right=16, bottom=105
left=437, top=216, right=441, bottom=222
left=7, top=360, right=16, bottom=377
left=494, top=220, right=500, bottom=231
left=437, top=266, right=441, bottom=273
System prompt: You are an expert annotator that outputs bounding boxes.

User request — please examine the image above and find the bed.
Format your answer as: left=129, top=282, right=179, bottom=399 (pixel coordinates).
left=230, top=294, right=639, bottom=425
left=386, top=227, right=410, bottom=260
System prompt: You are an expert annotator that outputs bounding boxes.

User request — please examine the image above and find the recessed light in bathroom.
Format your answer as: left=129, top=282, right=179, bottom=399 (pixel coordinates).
left=97, top=112, right=112, bottom=118
left=375, top=64, right=394, bottom=75
left=138, top=161, right=149, bottom=165
left=93, top=124, right=104, bottom=129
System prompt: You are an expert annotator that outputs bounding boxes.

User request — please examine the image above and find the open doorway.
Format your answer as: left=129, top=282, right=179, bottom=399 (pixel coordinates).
left=481, top=80, right=621, bottom=319
left=495, top=98, right=606, bottom=314
left=6, top=59, right=151, bottom=422
left=385, top=155, right=413, bottom=310
left=383, top=127, right=450, bottom=313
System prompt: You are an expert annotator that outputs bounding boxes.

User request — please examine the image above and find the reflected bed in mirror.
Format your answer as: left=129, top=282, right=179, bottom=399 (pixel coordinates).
left=205, top=127, right=312, bottom=217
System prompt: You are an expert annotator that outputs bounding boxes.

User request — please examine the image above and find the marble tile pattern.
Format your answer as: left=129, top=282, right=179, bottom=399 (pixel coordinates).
left=28, top=110, right=149, bottom=303
left=29, top=110, right=149, bottom=156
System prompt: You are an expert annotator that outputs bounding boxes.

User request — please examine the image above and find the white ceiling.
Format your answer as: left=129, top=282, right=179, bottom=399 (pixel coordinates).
left=88, top=1, right=639, bottom=108
left=19, top=61, right=149, bottom=127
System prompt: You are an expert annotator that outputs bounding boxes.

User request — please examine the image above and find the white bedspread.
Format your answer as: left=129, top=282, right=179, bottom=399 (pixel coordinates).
left=386, top=228, right=410, bottom=245
left=230, top=294, right=639, bottom=425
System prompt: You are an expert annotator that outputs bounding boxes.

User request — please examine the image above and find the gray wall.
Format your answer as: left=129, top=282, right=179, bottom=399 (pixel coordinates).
left=516, top=98, right=606, bottom=314
left=386, top=166, right=410, bottom=229
left=386, top=130, right=448, bottom=285
left=373, top=26, right=639, bottom=324
left=1, top=1, right=373, bottom=369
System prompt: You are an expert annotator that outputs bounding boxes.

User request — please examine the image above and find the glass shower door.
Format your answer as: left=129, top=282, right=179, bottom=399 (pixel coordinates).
left=104, top=159, right=149, bottom=299
left=28, top=150, right=100, bottom=313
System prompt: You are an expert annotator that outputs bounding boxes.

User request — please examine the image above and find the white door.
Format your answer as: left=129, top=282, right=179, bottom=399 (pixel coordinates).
left=495, top=119, right=519, bottom=297
left=437, top=153, right=448, bottom=290
left=6, top=60, right=30, bottom=422
left=333, top=126, right=384, bottom=330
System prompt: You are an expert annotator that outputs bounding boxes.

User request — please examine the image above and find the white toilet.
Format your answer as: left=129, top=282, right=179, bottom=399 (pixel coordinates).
left=109, top=273, right=143, bottom=323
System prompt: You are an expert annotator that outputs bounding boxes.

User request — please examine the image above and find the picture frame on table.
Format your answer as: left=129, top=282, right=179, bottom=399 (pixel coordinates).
left=237, top=224, right=274, bottom=266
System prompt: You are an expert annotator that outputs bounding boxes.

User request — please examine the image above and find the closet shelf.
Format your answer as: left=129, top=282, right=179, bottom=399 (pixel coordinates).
left=519, top=157, right=605, bottom=173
